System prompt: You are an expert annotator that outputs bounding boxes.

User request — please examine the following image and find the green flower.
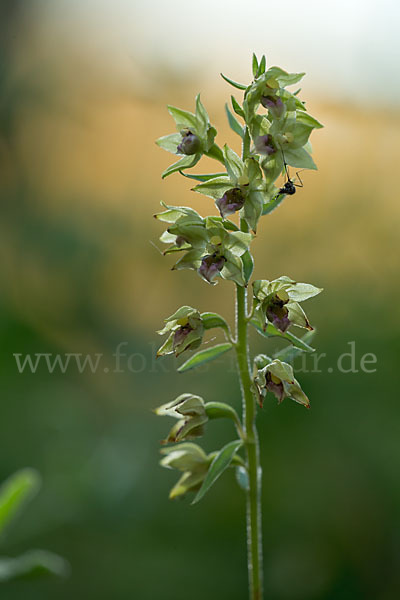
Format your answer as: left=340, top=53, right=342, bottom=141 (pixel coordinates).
left=252, top=276, right=322, bottom=333
left=155, top=94, right=219, bottom=178
left=254, top=358, right=309, bottom=408
left=157, top=306, right=204, bottom=357
left=155, top=203, right=253, bottom=286
left=155, top=393, right=208, bottom=444
left=192, top=145, right=265, bottom=232
left=160, top=443, right=211, bottom=499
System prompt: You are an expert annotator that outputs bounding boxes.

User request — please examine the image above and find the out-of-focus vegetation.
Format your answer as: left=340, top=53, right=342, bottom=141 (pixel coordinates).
left=1, top=3, right=399, bottom=599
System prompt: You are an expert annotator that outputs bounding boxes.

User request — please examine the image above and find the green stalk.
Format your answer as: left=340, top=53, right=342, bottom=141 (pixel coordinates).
left=235, top=280, right=263, bottom=599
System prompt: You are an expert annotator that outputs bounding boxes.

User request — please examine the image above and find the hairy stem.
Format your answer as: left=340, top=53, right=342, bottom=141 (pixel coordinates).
left=235, top=282, right=263, bottom=599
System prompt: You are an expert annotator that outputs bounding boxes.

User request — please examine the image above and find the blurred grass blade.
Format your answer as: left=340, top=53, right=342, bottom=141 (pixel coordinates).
left=0, top=550, right=69, bottom=582
left=0, top=469, right=41, bottom=536
left=178, top=343, right=232, bottom=373
left=192, top=440, right=243, bottom=504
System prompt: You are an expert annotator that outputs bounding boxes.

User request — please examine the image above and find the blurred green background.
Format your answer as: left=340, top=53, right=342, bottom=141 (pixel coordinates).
left=1, top=1, right=399, bottom=598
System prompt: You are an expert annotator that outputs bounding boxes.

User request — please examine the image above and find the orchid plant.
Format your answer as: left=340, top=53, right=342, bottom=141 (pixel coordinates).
left=154, top=54, right=323, bottom=600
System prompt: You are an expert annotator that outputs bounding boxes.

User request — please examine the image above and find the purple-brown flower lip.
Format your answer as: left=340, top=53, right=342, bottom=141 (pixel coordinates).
left=265, top=371, right=285, bottom=404
left=198, top=253, right=226, bottom=283
left=265, top=293, right=291, bottom=333
left=216, top=187, right=245, bottom=218
left=260, top=95, right=285, bottom=117
left=254, top=134, right=276, bottom=156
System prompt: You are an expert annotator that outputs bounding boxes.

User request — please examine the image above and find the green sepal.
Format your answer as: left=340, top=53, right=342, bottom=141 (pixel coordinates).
left=161, top=154, right=200, bottom=179
left=167, top=105, right=198, bottom=130
left=192, top=176, right=233, bottom=201
left=204, top=143, right=225, bottom=164
left=283, top=147, right=317, bottom=170
left=222, top=144, right=244, bottom=181
left=156, top=133, right=182, bottom=154
left=179, top=171, right=226, bottom=182
left=241, top=250, right=254, bottom=285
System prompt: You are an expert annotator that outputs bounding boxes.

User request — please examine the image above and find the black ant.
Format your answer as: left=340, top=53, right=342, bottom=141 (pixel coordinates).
left=277, top=150, right=303, bottom=196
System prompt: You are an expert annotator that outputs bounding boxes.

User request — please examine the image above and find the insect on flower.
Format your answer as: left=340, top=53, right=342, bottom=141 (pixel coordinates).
left=277, top=149, right=303, bottom=196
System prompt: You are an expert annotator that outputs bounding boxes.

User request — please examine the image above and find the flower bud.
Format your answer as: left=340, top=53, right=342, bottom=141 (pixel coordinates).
left=160, top=443, right=210, bottom=499
left=177, top=130, right=201, bottom=155
left=254, top=134, right=276, bottom=156
left=155, top=393, right=208, bottom=443
left=198, top=253, right=226, bottom=284
left=215, top=187, right=245, bottom=218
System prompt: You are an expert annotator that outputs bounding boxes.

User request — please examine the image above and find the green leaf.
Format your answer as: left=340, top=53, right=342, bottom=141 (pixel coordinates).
left=225, top=103, right=244, bottom=139
left=162, top=154, right=200, bottom=179
left=167, top=105, right=198, bottom=130
left=192, top=439, right=243, bottom=504
left=241, top=250, right=254, bottom=284
left=250, top=319, right=315, bottom=353
left=0, top=469, right=41, bottom=536
left=283, top=147, right=317, bottom=170
left=0, top=551, right=68, bottom=582
left=179, top=171, right=226, bottom=182
left=256, top=55, right=266, bottom=78
left=200, top=312, right=229, bottom=332
left=235, top=466, right=249, bottom=491
left=177, top=343, right=233, bottom=372
left=231, top=96, right=245, bottom=118
left=252, top=53, right=258, bottom=78
left=156, top=133, right=181, bottom=154
left=204, top=402, right=240, bottom=422
left=220, top=72, right=247, bottom=91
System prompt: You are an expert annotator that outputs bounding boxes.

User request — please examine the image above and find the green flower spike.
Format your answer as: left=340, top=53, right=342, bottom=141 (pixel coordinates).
left=160, top=443, right=211, bottom=500
left=155, top=393, right=208, bottom=444
left=252, top=276, right=322, bottom=333
left=156, top=94, right=221, bottom=178
left=157, top=306, right=204, bottom=357
left=254, top=358, right=310, bottom=408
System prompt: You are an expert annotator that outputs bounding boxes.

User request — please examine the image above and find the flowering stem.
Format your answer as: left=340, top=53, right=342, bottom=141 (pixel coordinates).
left=235, top=279, right=263, bottom=599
